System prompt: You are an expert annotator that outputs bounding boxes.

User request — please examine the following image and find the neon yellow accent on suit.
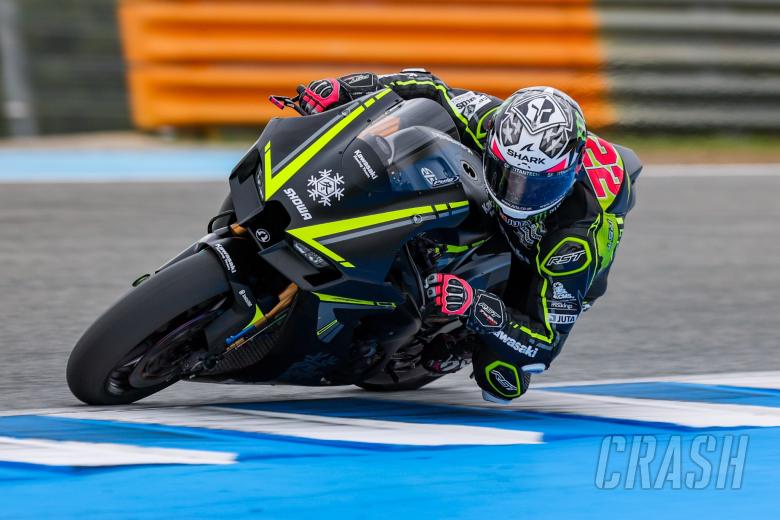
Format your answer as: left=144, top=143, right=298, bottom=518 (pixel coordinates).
left=595, top=212, right=622, bottom=274
left=514, top=243, right=559, bottom=345
left=477, top=107, right=499, bottom=140
left=540, top=237, right=593, bottom=277
left=388, top=80, right=484, bottom=150
left=485, top=360, right=523, bottom=398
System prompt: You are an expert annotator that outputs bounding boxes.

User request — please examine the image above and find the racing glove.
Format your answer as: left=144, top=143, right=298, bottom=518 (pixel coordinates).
left=424, top=274, right=508, bottom=333
left=297, top=79, right=350, bottom=115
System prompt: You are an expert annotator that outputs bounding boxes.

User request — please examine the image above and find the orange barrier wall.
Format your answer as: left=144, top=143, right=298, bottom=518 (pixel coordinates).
left=119, top=0, right=614, bottom=130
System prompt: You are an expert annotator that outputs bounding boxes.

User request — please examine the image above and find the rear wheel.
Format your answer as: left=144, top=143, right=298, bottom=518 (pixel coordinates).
left=66, top=251, right=230, bottom=405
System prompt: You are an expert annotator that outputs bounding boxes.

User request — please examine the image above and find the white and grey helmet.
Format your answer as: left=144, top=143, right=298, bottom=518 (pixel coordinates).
left=484, top=86, right=587, bottom=220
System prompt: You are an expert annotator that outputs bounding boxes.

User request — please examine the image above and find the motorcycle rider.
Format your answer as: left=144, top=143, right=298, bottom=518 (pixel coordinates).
left=296, top=69, right=640, bottom=403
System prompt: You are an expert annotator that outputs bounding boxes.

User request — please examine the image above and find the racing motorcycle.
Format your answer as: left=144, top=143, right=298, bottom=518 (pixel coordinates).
left=67, top=88, right=513, bottom=405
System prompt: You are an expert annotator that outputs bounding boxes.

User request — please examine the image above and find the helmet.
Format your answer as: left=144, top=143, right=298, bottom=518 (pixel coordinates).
left=484, top=86, right=587, bottom=220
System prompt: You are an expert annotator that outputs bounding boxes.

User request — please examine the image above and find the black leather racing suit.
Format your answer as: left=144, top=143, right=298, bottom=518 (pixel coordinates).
left=311, top=69, right=641, bottom=400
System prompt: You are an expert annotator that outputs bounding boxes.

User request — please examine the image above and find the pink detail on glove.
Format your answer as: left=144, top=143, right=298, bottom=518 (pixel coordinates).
left=301, top=79, right=341, bottom=114
left=431, top=274, right=474, bottom=317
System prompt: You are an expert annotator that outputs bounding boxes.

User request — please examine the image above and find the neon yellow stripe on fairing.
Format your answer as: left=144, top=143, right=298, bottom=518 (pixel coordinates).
left=287, top=200, right=468, bottom=268
left=313, top=292, right=396, bottom=308
left=263, top=89, right=393, bottom=199
left=288, top=205, right=436, bottom=265
left=317, top=319, right=339, bottom=336
left=242, top=305, right=265, bottom=331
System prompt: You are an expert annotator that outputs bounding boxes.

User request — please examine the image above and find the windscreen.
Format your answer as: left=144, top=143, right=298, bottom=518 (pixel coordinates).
left=354, top=98, right=463, bottom=193
left=358, top=97, right=458, bottom=142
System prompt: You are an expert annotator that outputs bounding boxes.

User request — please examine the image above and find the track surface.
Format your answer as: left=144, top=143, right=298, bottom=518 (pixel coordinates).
left=1, top=371, right=778, bottom=518
left=0, top=160, right=778, bottom=519
left=0, top=170, right=778, bottom=409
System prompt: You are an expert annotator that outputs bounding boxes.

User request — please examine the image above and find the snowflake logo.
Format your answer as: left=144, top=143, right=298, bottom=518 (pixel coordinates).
left=307, top=169, right=345, bottom=207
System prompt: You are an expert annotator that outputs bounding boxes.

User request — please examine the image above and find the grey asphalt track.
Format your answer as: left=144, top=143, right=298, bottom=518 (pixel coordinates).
left=0, top=171, right=778, bottom=410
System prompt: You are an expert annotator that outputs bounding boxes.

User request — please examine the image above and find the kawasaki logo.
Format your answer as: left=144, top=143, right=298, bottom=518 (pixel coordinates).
left=492, top=331, right=538, bottom=358
left=213, top=243, right=236, bottom=274
left=353, top=149, right=377, bottom=180
left=491, top=369, right=517, bottom=392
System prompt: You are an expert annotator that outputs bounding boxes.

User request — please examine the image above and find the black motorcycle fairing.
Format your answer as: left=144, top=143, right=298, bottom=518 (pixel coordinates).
left=68, top=90, right=531, bottom=403
left=197, top=92, right=507, bottom=386
left=451, top=249, right=512, bottom=295
left=254, top=95, right=474, bottom=287
left=229, top=107, right=356, bottom=223
left=203, top=289, right=411, bottom=386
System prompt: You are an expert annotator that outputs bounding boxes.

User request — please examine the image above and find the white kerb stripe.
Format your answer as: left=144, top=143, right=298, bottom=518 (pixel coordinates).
left=50, top=407, right=543, bottom=446
left=0, top=436, right=236, bottom=467
left=394, top=386, right=780, bottom=428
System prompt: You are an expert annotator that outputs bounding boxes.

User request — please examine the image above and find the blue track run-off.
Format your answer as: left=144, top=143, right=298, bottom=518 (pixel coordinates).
left=0, top=149, right=241, bottom=182
left=0, top=371, right=778, bottom=519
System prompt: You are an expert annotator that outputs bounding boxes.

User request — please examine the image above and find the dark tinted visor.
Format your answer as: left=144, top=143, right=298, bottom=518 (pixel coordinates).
left=484, top=153, right=576, bottom=213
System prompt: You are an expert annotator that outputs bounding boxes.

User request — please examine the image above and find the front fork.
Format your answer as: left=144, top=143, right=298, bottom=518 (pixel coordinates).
left=156, top=224, right=297, bottom=357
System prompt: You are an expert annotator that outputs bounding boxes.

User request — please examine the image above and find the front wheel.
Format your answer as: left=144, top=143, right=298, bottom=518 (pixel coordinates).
left=66, top=251, right=230, bottom=405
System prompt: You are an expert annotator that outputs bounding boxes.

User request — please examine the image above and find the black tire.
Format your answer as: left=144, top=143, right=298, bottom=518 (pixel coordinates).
left=356, top=366, right=442, bottom=392
left=66, top=251, right=230, bottom=405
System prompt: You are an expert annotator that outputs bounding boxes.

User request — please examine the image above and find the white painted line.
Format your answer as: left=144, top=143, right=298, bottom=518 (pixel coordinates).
left=384, top=385, right=780, bottom=428
left=1, top=371, right=778, bottom=433
left=0, top=436, right=236, bottom=467
left=643, top=164, right=780, bottom=178
left=662, top=371, right=780, bottom=391
left=528, top=392, right=780, bottom=428
left=48, top=407, right=543, bottom=446
left=533, top=370, right=780, bottom=390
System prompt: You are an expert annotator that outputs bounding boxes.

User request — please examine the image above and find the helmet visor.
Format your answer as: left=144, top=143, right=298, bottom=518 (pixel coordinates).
left=484, top=153, right=576, bottom=217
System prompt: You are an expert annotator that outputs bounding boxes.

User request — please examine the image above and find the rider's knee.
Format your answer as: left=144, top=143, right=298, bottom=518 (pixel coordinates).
left=472, top=345, right=532, bottom=403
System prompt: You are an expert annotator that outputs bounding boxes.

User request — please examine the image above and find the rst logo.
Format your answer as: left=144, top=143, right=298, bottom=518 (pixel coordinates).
left=490, top=369, right=517, bottom=392
left=547, top=249, right=586, bottom=267
left=583, top=136, right=624, bottom=199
